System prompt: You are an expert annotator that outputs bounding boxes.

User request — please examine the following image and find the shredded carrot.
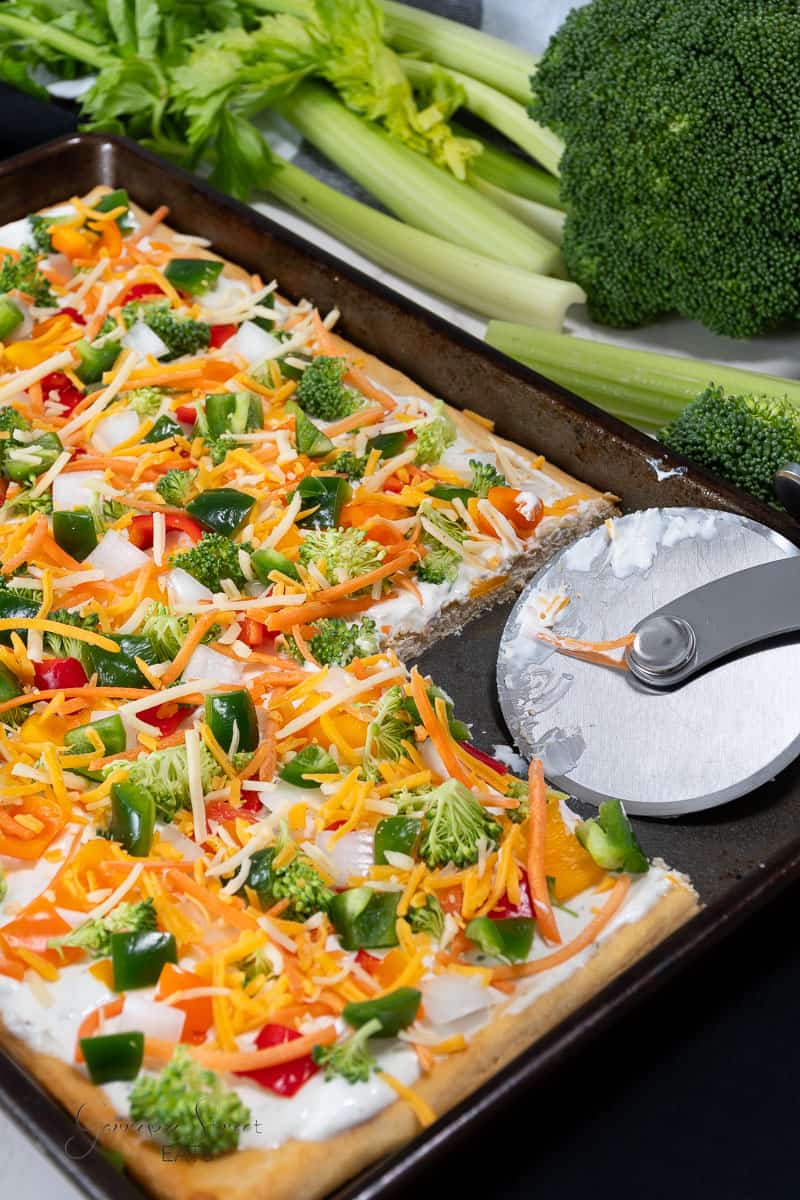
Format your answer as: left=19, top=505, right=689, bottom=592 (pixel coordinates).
left=1, top=514, right=48, bottom=576
left=408, top=668, right=473, bottom=787
left=323, top=405, right=385, bottom=438
left=290, top=624, right=319, bottom=667
left=266, top=596, right=375, bottom=633
left=313, top=547, right=419, bottom=604
left=526, top=759, right=561, bottom=945
left=166, top=870, right=259, bottom=931
left=493, top=876, right=632, bottom=981
left=161, top=611, right=232, bottom=686
left=145, top=1025, right=337, bottom=1071
left=126, top=205, right=169, bottom=246
left=0, top=685, right=151, bottom=716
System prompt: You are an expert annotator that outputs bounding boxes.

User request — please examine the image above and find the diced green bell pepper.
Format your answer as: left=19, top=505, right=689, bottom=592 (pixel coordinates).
left=164, top=258, right=223, bottom=296
left=367, top=432, right=406, bottom=460
left=142, top=414, right=182, bottom=444
left=277, top=352, right=311, bottom=381
left=205, top=689, right=259, bottom=754
left=286, top=399, right=334, bottom=458
left=278, top=744, right=339, bottom=788
left=429, top=484, right=477, bottom=503
left=0, top=296, right=24, bottom=340
left=343, top=987, right=422, bottom=1036
left=575, top=799, right=649, bottom=874
left=292, top=475, right=350, bottom=529
left=65, top=713, right=126, bottom=758
left=86, top=635, right=156, bottom=688
left=93, top=189, right=131, bottom=229
left=74, top=337, right=121, bottom=384
left=251, top=546, right=299, bottom=583
left=465, top=916, right=535, bottom=963
left=80, top=1031, right=144, bottom=1084
left=328, top=887, right=400, bottom=951
left=110, top=929, right=177, bottom=991
left=0, top=591, right=39, bottom=644
left=186, top=487, right=254, bottom=536
left=4, top=431, right=63, bottom=483
left=0, top=663, right=23, bottom=706
left=204, top=392, right=262, bottom=439
left=52, top=508, right=98, bottom=561
left=110, top=781, right=155, bottom=858
left=373, top=817, right=420, bottom=866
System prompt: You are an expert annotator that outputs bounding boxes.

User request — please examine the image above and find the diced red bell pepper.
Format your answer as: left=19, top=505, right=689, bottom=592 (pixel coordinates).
left=209, top=323, right=237, bottom=348
left=240, top=618, right=280, bottom=649
left=40, top=370, right=83, bottom=414
left=117, top=281, right=165, bottom=307
left=205, top=799, right=259, bottom=826
left=58, top=305, right=86, bottom=325
left=175, top=404, right=197, bottom=424
left=33, top=657, right=88, bottom=691
left=137, top=703, right=195, bottom=738
left=355, top=949, right=382, bottom=975
left=460, top=742, right=509, bottom=774
left=237, top=1023, right=319, bottom=1097
left=324, top=819, right=347, bottom=832
left=156, top=963, right=213, bottom=1044
left=490, top=870, right=534, bottom=920
left=128, top=512, right=204, bottom=549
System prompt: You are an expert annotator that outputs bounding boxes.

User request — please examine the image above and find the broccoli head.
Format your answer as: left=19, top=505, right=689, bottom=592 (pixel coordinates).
left=129, top=1045, right=250, bottom=1157
left=170, top=532, right=253, bottom=593
left=43, top=608, right=100, bottom=663
left=418, top=779, right=501, bottom=869
left=469, top=458, right=507, bottom=498
left=362, top=685, right=412, bottom=778
left=312, top=1017, right=380, bottom=1084
left=122, top=300, right=210, bottom=360
left=299, top=527, right=384, bottom=584
left=122, top=742, right=250, bottom=823
left=332, top=450, right=368, bottom=480
left=285, top=616, right=380, bottom=667
left=141, top=602, right=220, bottom=661
left=406, top=893, right=444, bottom=939
left=660, top=385, right=800, bottom=503
left=0, top=244, right=55, bottom=307
left=27, top=213, right=52, bottom=254
left=157, top=467, right=199, bottom=507
left=414, top=401, right=456, bottom=466
left=237, top=841, right=333, bottom=922
left=295, top=356, right=361, bottom=421
left=48, top=898, right=157, bottom=959
left=127, top=386, right=167, bottom=417
left=530, top=0, right=800, bottom=337
left=415, top=501, right=464, bottom=585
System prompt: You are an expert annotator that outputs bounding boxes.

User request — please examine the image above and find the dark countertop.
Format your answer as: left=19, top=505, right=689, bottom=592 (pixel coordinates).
left=1, top=80, right=798, bottom=1200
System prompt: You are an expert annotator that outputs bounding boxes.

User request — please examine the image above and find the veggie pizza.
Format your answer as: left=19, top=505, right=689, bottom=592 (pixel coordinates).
left=0, top=188, right=696, bottom=1200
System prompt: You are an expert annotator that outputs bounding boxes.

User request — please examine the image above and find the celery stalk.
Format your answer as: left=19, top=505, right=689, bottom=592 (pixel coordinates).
left=263, top=157, right=585, bottom=328
left=403, top=58, right=562, bottom=177
left=0, top=13, right=114, bottom=68
left=457, top=126, right=563, bottom=209
left=485, top=323, right=800, bottom=429
left=469, top=178, right=565, bottom=245
left=276, top=82, right=563, bottom=275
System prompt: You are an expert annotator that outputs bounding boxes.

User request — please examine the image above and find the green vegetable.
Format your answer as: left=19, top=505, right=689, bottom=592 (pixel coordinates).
left=660, top=386, right=800, bottom=505
left=279, top=744, right=339, bottom=788
left=0, top=296, right=23, bottom=339
left=49, top=898, right=157, bottom=959
left=141, top=602, right=190, bottom=660
left=292, top=475, right=350, bottom=529
left=129, top=1045, right=250, bottom=1157
left=93, top=188, right=131, bottom=228
left=0, top=244, right=55, bottom=307
left=205, top=689, right=259, bottom=754
left=575, top=799, right=648, bottom=875
left=428, top=483, right=475, bottom=504
left=465, top=915, right=534, bottom=963
left=127, top=387, right=166, bottom=417
left=362, top=685, right=411, bottom=779
left=80, top=1032, right=144, bottom=1085
left=418, top=779, right=500, bottom=869
left=469, top=458, right=507, bottom=498
left=406, top=893, right=444, bottom=939
left=343, top=987, right=421, bottom=1036
left=415, top=501, right=463, bottom=586
left=3, top=487, right=53, bottom=516
left=164, top=257, right=223, bottom=295
left=374, top=816, right=419, bottom=865
left=27, top=213, right=52, bottom=254
left=299, top=527, right=384, bottom=583
left=202, top=391, right=262, bottom=440
left=65, top=713, right=127, bottom=759
left=286, top=399, right=334, bottom=457
left=414, top=402, right=456, bottom=466
left=74, top=336, right=121, bottom=385
left=122, top=742, right=248, bottom=823
left=0, top=662, right=26, bottom=725
left=122, top=300, right=210, bottom=360
left=41, top=608, right=99, bottom=660
left=3, top=431, right=62, bottom=483
left=251, top=546, right=299, bottom=583
left=530, top=0, right=800, bottom=337
left=237, top=841, right=333, bottom=922
left=52, top=509, right=98, bottom=561
left=170, top=532, right=253, bottom=593
left=142, top=413, right=182, bottom=444
left=156, top=468, right=199, bottom=508
left=111, top=929, right=177, bottom=991
left=110, top=781, right=156, bottom=858
left=400, top=683, right=469, bottom=742
left=295, top=355, right=360, bottom=422
left=331, top=450, right=367, bottom=480
left=284, top=616, right=380, bottom=667
left=458, top=123, right=563, bottom=210
left=186, top=488, right=254, bottom=536
left=328, top=887, right=400, bottom=950
left=312, top=1017, right=380, bottom=1084
left=85, top=635, right=156, bottom=689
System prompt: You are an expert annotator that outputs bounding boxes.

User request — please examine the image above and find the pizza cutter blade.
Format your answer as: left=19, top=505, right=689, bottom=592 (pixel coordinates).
left=497, top=506, right=800, bottom=817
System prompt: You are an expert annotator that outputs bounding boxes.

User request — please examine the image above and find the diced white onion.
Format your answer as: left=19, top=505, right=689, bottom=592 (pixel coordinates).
left=317, top=829, right=374, bottom=887
left=182, top=644, right=243, bottom=685
left=225, top=319, right=281, bottom=365
left=92, top=409, right=141, bottom=453
left=155, top=822, right=204, bottom=861
left=104, top=993, right=186, bottom=1043
left=52, top=469, right=106, bottom=512
left=85, top=530, right=150, bottom=580
left=166, top=567, right=214, bottom=607
left=420, top=975, right=492, bottom=1026
left=122, top=321, right=170, bottom=359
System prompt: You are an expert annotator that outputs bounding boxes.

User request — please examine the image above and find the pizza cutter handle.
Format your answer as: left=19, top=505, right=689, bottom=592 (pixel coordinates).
left=626, top=554, right=800, bottom=688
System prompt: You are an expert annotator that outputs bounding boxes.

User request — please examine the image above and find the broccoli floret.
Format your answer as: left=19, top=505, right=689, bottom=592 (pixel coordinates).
left=237, top=838, right=334, bottom=922
left=407, top=893, right=444, bottom=940
left=332, top=450, right=368, bottom=480
left=530, top=0, right=800, bottom=337
left=141, top=602, right=219, bottom=661
left=362, top=685, right=412, bottom=778
left=415, top=501, right=464, bottom=585
left=469, top=458, right=507, bottom=498
left=124, top=743, right=250, bottom=823
left=299, top=527, right=384, bottom=584
left=0, top=244, right=55, bottom=307
left=504, top=775, right=530, bottom=823
left=129, top=1045, right=250, bottom=1157
left=285, top=616, right=380, bottom=667
left=27, top=214, right=52, bottom=254
left=418, top=779, right=501, bottom=870
left=660, top=385, right=800, bottom=504
left=122, top=300, right=210, bottom=360
left=170, top=532, right=253, bottom=593
left=127, top=386, right=167, bottom=417
left=43, top=608, right=100, bottom=664
left=236, top=948, right=273, bottom=989
left=295, top=356, right=361, bottom=421
left=157, top=467, right=199, bottom=508
left=414, top=401, right=456, bottom=466
left=0, top=407, right=30, bottom=473
left=48, top=898, right=157, bottom=959
left=4, top=487, right=52, bottom=515
left=575, top=798, right=649, bottom=874
left=312, top=1017, right=380, bottom=1084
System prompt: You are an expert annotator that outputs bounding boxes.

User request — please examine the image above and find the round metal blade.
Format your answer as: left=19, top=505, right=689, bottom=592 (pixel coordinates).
left=497, top=508, right=800, bottom=817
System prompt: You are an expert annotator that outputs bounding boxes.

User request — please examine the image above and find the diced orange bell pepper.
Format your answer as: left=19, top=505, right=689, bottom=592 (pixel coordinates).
left=156, top=962, right=214, bottom=1044
left=0, top=896, right=83, bottom=966
left=50, top=226, right=96, bottom=261
left=543, top=801, right=606, bottom=902
left=469, top=487, right=543, bottom=539
left=0, top=791, right=70, bottom=861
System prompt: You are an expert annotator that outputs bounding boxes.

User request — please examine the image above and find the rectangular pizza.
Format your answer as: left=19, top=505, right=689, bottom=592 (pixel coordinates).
left=0, top=187, right=697, bottom=1200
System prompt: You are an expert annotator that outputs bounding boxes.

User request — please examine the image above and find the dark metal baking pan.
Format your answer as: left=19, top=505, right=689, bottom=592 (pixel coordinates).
left=0, top=132, right=799, bottom=1200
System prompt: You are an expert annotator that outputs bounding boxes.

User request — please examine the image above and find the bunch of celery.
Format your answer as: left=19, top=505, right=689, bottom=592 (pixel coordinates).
left=0, top=0, right=575, bottom=328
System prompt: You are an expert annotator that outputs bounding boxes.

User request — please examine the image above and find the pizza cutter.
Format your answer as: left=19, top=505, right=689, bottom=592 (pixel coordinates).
left=497, top=471, right=800, bottom=817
